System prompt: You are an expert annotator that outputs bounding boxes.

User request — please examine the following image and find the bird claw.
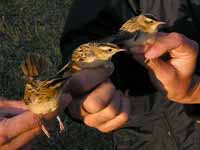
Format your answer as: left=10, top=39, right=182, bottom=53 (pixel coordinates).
left=56, top=116, right=65, bottom=133
left=41, top=124, right=51, bottom=138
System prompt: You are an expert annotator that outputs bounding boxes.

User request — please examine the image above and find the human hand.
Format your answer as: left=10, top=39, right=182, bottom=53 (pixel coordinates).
left=130, top=32, right=199, bottom=102
left=63, top=64, right=130, bottom=133
left=0, top=95, right=71, bottom=150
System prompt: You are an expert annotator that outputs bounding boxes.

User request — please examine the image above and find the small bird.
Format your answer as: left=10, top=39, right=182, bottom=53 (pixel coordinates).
left=22, top=53, right=69, bottom=138
left=57, top=42, right=126, bottom=75
left=106, top=14, right=165, bottom=63
left=114, top=14, right=165, bottom=47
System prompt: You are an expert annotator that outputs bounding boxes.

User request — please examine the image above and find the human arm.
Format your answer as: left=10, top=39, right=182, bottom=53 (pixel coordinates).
left=0, top=95, right=71, bottom=150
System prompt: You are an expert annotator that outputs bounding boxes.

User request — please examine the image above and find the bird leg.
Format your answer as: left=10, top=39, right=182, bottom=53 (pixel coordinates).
left=41, top=124, right=51, bottom=138
left=56, top=115, right=65, bottom=133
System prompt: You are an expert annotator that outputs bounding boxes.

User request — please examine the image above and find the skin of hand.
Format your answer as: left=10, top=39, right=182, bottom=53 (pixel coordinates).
left=0, top=95, right=71, bottom=150
left=63, top=64, right=130, bottom=133
left=130, top=32, right=199, bottom=103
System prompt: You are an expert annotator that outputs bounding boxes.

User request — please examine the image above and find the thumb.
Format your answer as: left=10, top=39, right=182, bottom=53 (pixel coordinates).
left=146, top=58, right=177, bottom=89
left=58, top=93, right=72, bottom=112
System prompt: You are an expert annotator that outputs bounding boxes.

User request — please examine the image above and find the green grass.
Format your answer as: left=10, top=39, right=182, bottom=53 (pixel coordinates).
left=0, top=1, right=113, bottom=149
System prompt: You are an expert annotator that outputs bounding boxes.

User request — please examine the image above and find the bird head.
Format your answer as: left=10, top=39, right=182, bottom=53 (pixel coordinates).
left=137, top=14, right=165, bottom=33
left=94, top=43, right=126, bottom=60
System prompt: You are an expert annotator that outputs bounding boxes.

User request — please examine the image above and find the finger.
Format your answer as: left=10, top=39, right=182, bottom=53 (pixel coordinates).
left=0, top=112, right=41, bottom=145
left=147, top=59, right=188, bottom=99
left=0, top=108, right=27, bottom=118
left=0, top=127, right=41, bottom=150
left=82, top=81, right=115, bottom=113
left=83, top=90, right=121, bottom=127
left=145, top=32, right=198, bottom=59
left=58, top=93, right=72, bottom=112
left=129, top=32, right=167, bottom=55
left=97, top=94, right=130, bottom=133
left=0, top=117, right=5, bottom=121
left=66, top=95, right=86, bottom=120
left=63, top=66, right=114, bottom=95
left=0, top=99, right=27, bottom=110
left=147, top=58, right=177, bottom=86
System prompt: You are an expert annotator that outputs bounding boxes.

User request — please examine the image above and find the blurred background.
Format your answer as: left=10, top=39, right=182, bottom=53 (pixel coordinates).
left=0, top=0, right=113, bottom=149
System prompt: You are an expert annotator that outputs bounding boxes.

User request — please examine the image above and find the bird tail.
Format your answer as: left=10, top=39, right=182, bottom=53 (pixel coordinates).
left=56, top=61, right=71, bottom=76
left=21, top=53, right=51, bottom=78
left=99, top=31, right=138, bottom=45
left=43, top=76, right=71, bottom=89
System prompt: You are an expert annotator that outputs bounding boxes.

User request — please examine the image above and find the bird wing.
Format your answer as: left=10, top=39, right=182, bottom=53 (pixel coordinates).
left=56, top=61, right=72, bottom=77
left=120, top=17, right=139, bottom=32
left=21, top=53, right=51, bottom=78
left=105, top=30, right=140, bottom=45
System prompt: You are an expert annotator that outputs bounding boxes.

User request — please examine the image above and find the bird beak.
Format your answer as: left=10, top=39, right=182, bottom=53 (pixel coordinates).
left=118, top=49, right=127, bottom=52
left=158, top=21, right=166, bottom=25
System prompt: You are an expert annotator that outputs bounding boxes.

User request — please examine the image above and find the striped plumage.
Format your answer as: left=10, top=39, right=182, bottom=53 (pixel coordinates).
left=22, top=53, right=68, bottom=138
left=110, top=14, right=165, bottom=47
left=57, top=42, right=125, bottom=75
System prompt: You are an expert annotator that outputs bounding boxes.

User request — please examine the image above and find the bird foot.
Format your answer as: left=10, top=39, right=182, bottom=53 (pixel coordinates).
left=41, top=124, right=51, bottom=138
left=56, top=116, right=65, bottom=133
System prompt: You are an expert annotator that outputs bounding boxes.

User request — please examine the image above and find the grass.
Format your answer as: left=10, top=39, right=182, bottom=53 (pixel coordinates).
left=0, top=0, right=113, bottom=149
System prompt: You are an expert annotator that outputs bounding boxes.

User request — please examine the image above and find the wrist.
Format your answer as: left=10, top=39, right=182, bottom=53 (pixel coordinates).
left=181, top=75, right=200, bottom=103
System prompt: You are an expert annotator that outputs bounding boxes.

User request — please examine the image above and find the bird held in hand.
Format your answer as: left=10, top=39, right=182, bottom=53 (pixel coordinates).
left=105, top=14, right=165, bottom=63
left=57, top=42, right=126, bottom=75
left=21, top=53, right=69, bottom=138
left=110, top=14, right=165, bottom=48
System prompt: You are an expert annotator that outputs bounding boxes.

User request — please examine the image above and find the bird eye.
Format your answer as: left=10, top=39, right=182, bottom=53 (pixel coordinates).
left=108, top=49, right=112, bottom=52
left=145, top=20, right=154, bottom=24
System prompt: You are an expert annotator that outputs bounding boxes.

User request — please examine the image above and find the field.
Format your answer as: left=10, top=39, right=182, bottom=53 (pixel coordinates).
left=0, top=0, right=113, bottom=149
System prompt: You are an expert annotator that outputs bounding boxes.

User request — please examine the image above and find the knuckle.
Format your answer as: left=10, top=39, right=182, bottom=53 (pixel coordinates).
left=104, top=81, right=116, bottom=90
left=83, top=117, right=95, bottom=128
left=0, top=119, right=8, bottom=129
left=83, top=82, right=116, bottom=113
left=0, top=135, right=9, bottom=145
left=30, top=114, right=42, bottom=127
left=105, top=105, right=120, bottom=119
left=120, top=112, right=129, bottom=123
left=0, top=120, right=9, bottom=145
left=162, top=70, right=177, bottom=85
left=189, top=40, right=199, bottom=56
left=168, top=32, right=185, bottom=44
left=84, top=94, right=106, bottom=113
left=190, top=40, right=199, bottom=49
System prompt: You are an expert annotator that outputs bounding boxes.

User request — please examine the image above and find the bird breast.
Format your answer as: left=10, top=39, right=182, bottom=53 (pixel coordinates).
left=24, top=82, right=59, bottom=115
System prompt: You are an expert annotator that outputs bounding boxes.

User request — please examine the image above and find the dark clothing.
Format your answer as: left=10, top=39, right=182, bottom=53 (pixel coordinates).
left=60, top=0, right=200, bottom=149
